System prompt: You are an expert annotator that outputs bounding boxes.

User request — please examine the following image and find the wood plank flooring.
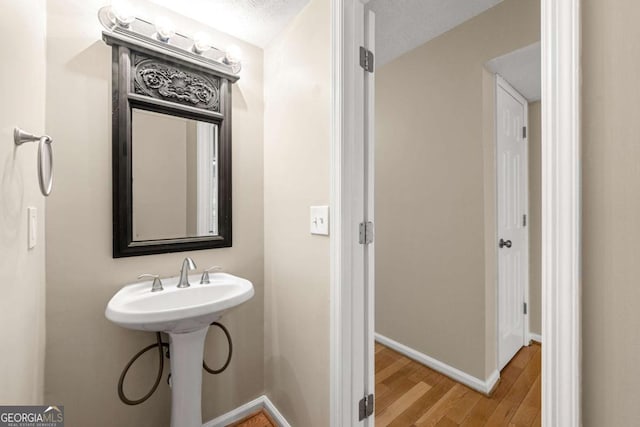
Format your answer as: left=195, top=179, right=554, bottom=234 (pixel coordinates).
left=375, top=342, right=541, bottom=426
left=228, top=409, right=276, bottom=427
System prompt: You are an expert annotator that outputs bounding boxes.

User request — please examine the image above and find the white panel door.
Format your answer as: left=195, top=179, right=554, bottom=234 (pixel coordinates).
left=497, top=77, right=529, bottom=371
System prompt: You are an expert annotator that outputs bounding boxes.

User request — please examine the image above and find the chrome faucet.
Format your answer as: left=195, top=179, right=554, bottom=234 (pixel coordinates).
left=177, top=257, right=197, bottom=288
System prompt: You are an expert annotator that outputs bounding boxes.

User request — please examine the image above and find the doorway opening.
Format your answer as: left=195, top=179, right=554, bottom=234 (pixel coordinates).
left=367, top=0, right=543, bottom=423
left=330, top=0, right=580, bottom=426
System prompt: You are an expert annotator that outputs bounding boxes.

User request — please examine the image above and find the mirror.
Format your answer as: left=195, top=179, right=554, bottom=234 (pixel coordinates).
left=105, top=33, right=238, bottom=257
left=131, top=109, right=219, bottom=241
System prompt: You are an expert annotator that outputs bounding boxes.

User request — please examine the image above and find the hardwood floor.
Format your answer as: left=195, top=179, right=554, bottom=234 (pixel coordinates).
left=228, top=409, right=276, bottom=427
left=375, top=342, right=541, bottom=426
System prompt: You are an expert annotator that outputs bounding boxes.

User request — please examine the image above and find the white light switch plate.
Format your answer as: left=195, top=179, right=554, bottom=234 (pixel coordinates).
left=310, top=206, right=329, bottom=235
left=28, top=207, right=37, bottom=249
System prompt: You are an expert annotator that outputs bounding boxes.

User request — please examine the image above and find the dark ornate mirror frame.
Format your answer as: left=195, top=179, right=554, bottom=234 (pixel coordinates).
left=103, top=31, right=239, bottom=258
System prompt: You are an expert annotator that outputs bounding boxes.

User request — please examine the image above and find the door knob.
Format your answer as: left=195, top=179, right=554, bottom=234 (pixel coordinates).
left=499, top=238, right=512, bottom=249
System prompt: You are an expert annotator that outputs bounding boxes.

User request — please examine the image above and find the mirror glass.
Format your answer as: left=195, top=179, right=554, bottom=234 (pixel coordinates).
left=131, top=109, right=219, bottom=242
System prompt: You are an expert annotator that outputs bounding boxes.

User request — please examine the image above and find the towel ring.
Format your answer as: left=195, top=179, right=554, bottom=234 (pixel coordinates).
left=14, top=128, right=54, bottom=197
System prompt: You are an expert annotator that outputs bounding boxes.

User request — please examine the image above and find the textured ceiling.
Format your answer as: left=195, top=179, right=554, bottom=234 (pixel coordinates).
left=148, top=0, right=311, bottom=48
left=368, top=0, right=503, bottom=66
left=147, top=0, right=508, bottom=64
left=486, top=42, right=541, bottom=102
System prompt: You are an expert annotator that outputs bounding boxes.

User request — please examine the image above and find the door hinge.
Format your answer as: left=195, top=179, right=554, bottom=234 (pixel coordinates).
left=358, top=393, right=375, bottom=421
left=523, top=214, right=527, bottom=227
left=360, top=46, right=374, bottom=73
left=524, top=302, right=528, bottom=315
left=359, top=221, right=374, bottom=244
left=522, top=126, right=527, bottom=139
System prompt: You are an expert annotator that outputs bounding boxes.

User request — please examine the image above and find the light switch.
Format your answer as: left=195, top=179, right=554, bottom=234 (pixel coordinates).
left=310, top=206, right=329, bottom=236
left=28, top=207, right=37, bottom=249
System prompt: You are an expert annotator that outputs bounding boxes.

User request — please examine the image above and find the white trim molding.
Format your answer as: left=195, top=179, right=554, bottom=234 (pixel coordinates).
left=330, top=0, right=346, bottom=424
left=203, top=395, right=291, bottom=427
left=528, top=333, right=543, bottom=344
left=375, top=333, right=500, bottom=395
left=541, top=0, right=581, bottom=426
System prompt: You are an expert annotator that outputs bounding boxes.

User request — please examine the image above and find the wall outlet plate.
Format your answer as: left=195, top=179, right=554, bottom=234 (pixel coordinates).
left=28, top=207, right=37, bottom=249
left=310, top=206, right=329, bottom=235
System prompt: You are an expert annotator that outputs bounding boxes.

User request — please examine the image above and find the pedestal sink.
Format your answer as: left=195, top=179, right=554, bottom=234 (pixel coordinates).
left=105, top=272, right=254, bottom=427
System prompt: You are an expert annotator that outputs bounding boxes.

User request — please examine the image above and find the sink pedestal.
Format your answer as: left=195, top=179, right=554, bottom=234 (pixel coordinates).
left=168, top=327, right=209, bottom=427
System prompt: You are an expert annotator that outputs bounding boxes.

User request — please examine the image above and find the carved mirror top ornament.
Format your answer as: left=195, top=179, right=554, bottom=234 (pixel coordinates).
left=133, top=56, right=221, bottom=112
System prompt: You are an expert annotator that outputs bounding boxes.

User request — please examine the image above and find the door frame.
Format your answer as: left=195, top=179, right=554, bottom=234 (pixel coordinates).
left=495, top=75, right=530, bottom=371
left=196, top=122, right=218, bottom=236
left=330, top=0, right=581, bottom=426
left=330, top=0, right=373, bottom=424
left=540, top=1, right=581, bottom=425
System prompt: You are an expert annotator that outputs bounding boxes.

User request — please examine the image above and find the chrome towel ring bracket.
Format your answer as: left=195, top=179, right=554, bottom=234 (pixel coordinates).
left=14, top=128, right=54, bottom=197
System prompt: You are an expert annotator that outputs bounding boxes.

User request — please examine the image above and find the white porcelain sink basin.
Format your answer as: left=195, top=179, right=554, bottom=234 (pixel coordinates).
left=106, top=272, right=254, bottom=333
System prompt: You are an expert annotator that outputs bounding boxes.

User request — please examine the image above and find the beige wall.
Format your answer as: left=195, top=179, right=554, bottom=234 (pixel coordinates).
left=375, top=0, right=540, bottom=380
left=582, top=0, right=640, bottom=424
left=44, top=0, right=265, bottom=425
left=528, top=101, right=541, bottom=335
left=0, top=0, right=47, bottom=405
left=132, top=110, right=188, bottom=241
left=263, top=0, right=331, bottom=425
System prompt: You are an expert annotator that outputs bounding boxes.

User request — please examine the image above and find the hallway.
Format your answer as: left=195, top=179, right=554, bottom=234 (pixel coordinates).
left=375, top=342, right=541, bottom=426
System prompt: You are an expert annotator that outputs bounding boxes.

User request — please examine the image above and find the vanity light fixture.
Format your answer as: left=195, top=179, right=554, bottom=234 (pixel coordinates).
left=192, top=32, right=212, bottom=54
left=154, top=16, right=175, bottom=42
left=99, top=6, right=241, bottom=75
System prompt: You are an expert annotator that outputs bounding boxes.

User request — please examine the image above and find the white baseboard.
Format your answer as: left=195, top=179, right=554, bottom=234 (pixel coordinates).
left=375, top=333, right=500, bottom=395
left=203, top=395, right=291, bottom=427
left=528, top=333, right=542, bottom=344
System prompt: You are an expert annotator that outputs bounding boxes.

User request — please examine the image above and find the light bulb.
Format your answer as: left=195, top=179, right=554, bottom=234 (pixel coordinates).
left=110, top=0, right=135, bottom=27
left=155, top=17, right=175, bottom=42
left=223, top=45, right=242, bottom=74
left=192, top=32, right=212, bottom=54
left=225, top=45, right=242, bottom=64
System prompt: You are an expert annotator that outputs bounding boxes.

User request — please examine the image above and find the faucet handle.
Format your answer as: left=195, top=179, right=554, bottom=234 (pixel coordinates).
left=138, top=274, right=164, bottom=292
left=200, top=266, right=223, bottom=284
